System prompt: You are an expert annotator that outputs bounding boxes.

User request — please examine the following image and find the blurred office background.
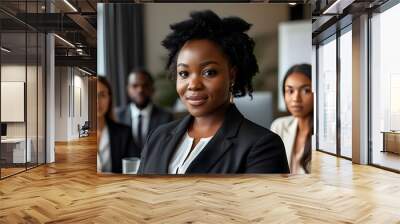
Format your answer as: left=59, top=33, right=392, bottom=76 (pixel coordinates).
left=97, top=3, right=312, bottom=128
left=0, top=1, right=97, bottom=179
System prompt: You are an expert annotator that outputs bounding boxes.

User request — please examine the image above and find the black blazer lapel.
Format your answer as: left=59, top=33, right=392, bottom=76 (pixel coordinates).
left=186, top=135, right=234, bottom=173
left=153, top=115, right=192, bottom=174
left=149, top=106, right=160, bottom=133
left=108, top=122, right=122, bottom=173
left=186, top=104, right=243, bottom=173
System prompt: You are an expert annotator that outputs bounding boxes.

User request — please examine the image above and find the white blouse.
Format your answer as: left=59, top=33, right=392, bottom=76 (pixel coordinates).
left=270, top=116, right=306, bottom=174
left=168, top=133, right=213, bottom=174
left=97, top=126, right=112, bottom=173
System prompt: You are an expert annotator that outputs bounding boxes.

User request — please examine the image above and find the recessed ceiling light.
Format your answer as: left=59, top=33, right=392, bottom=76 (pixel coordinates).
left=289, top=3, right=297, bottom=6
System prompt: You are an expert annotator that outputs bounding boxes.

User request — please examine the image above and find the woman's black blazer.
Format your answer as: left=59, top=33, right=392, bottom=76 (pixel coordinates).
left=106, top=119, right=140, bottom=173
left=138, top=104, right=289, bottom=174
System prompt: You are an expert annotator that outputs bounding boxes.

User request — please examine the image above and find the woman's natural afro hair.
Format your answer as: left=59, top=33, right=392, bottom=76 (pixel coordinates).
left=161, top=10, right=259, bottom=98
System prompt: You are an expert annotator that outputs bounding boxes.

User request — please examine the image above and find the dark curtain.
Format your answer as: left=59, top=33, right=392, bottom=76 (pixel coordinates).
left=104, top=4, right=144, bottom=108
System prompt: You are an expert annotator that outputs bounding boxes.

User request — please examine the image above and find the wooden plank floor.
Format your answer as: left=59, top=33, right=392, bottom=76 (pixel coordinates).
left=1, top=135, right=400, bottom=224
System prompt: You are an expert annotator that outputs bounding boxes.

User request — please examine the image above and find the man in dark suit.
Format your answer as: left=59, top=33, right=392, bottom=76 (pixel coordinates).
left=116, top=69, right=174, bottom=154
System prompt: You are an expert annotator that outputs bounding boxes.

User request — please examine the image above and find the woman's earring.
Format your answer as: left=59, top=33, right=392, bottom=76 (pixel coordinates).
left=230, top=82, right=234, bottom=103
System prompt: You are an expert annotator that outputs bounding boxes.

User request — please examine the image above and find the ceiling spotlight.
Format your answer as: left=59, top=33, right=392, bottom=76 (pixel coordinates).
left=1, top=47, right=11, bottom=53
left=289, top=2, right=297, bottom=6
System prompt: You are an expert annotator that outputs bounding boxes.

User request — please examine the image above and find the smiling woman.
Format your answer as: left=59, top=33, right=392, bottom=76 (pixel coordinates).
left=176, top=39, right=233, bottom=119
left=138, top=10, right=289, bottom=174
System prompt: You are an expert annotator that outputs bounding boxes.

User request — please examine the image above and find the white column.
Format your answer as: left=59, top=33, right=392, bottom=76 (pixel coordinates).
left=97, top=3, right=106, bottom=77
left=311, top=45, right=317, bottom=151
left=46, top=33, right=55, bottom=163
left=352, top=14, right=369, bottom=164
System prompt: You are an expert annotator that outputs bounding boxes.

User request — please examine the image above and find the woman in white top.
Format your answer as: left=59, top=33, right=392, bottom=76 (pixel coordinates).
left=271, top=64, right=313, bottom=174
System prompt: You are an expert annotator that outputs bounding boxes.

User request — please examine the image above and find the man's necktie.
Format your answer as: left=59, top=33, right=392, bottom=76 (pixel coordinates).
left=137, top=114, right=143, bottom=148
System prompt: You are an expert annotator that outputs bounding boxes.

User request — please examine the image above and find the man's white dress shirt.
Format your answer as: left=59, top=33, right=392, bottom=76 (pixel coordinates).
left=130, top=103, right=153, bottom=145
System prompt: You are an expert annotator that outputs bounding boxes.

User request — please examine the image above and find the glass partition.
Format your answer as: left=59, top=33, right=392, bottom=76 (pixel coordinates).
left=0, top=1, right=46, bottom=179
left=317, top=36, right=337, bottom=154
left=27, top=31, right=38, bottom=169
left=38, top=32, right=45, bottom=165
left=1, top=31, right=28, bottom=177
left=339, top=28, right=352, bottom=158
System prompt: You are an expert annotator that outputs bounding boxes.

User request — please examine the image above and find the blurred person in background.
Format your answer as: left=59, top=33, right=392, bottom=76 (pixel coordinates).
left=116, top=69, right=174, bottom=153
left=97, top=76, right=139, bottom=173
left=271, top=64, right=313, bottom=174
left=138, top=10, right=289, bottom=174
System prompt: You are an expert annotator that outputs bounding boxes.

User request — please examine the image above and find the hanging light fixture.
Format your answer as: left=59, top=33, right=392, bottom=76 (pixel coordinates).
left=63, top=0, right=78, bottom=12
left=1, top=47, right=11, bottom=53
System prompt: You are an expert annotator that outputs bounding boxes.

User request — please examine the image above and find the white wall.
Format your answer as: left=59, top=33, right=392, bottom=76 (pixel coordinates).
left=1, top=65, right=26, bottom=133
left=1, top=65, right=40, bottom=137
left=55, top=66, right=68, bottom=141
left=54, top=67, right=89, bottom=141
left=278, top=20, right=312, bottom=111
left=1, top=63, right=46, bottom=163
left=1, top=82, right=25, bottom=122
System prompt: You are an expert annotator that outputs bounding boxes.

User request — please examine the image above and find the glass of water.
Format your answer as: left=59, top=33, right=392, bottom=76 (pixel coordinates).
left=122, top=157, right=141, bottom=174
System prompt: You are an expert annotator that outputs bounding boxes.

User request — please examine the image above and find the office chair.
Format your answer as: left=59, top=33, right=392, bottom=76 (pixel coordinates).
left=79, top=121, right=90, bottom=138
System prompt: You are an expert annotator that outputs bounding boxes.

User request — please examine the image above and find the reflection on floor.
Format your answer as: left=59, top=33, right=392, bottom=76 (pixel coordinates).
left=340, top=147, right=352, bottom=159
left=0, top=162, right=42, bottom=178
left=372, top=150, right=400, bottom=171
left=0, top=135, right=399, bottom=223
left=0, top=167, right=25, bottom=177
